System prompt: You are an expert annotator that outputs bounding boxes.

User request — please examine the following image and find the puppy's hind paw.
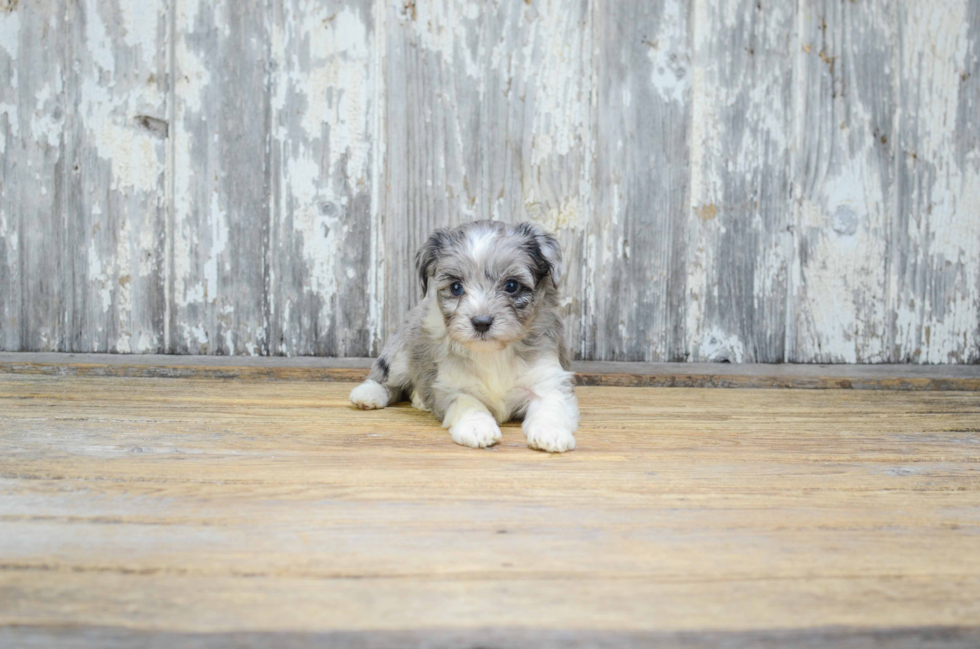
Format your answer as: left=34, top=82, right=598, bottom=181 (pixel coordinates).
left=350, top=380, right=388, bottom=410
left=524, top=423, right=576, bottom=453
left=410, top=390, right=430, bottom=412
left=450, top=412, right=502, bottom=449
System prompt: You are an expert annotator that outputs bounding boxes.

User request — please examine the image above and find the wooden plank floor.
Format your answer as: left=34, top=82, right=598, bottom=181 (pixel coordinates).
left=1, top=373, right=979, bottom=647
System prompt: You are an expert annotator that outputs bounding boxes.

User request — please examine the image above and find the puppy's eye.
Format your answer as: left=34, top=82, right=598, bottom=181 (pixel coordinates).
left=503, top=279, right=520, bottom=294
left=450, top=282, right=464, bottom=296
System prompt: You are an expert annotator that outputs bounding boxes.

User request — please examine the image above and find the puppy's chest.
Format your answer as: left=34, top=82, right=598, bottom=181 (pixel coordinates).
left=442, top=354, right=532, bottom=419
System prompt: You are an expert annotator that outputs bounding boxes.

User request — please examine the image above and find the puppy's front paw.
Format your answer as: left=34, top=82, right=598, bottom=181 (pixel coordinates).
left=350, top=380, right=388, bottom=410
left=524, top=423, right=576, bottom=453
left=450, top=412, right=502, bottom=449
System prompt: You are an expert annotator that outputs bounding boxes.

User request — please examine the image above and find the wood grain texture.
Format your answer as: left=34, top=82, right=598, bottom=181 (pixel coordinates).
left=270, top=0, right=382, bottom=357
left=890, top=1, right=980, bottom=363
left=791, top=0, right=980, bottom=363
left=0, top=375, right=979, bottom=642
left=791, top=0, right=900, bottom=363
left=688, top=0, right=795, bottom=362
left=170, top=0, right=273, bottom=355
left=588, top=0, right=691, bottom=362
left=1, top=0, right=978, bottom=362
left=67, top=0, right=170, bottom=353
left=0, top=1, right=69, bottom=352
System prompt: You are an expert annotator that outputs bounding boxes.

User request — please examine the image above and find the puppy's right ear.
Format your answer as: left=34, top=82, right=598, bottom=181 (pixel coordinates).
left=516, top=222, right=564, bottom=288
left=415, top=229, right=451, bottom=297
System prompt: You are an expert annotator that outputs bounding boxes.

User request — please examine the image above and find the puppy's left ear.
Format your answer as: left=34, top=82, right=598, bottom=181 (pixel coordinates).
left=518, top=222, right=564, bottom=288
left=415, top=228, right=451, bottom=297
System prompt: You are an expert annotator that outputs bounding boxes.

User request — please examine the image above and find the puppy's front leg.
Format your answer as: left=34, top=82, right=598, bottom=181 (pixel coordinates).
left=443, top=394, right=501, bottom=449
left=523, top=389, right=579, bottom=453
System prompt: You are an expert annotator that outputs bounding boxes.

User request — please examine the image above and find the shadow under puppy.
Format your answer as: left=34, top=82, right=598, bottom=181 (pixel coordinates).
left=350, top=221, right=579, bottom=452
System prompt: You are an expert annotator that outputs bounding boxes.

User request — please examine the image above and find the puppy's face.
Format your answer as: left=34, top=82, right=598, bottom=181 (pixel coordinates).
left=416, top=222, right=563, bottom=352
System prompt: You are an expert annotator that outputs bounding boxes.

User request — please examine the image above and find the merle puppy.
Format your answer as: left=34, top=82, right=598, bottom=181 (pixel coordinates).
left=350, top=221, right=579, bottom=452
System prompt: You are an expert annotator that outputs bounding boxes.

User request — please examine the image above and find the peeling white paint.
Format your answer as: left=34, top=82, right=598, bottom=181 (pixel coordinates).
left=891, top=1, right=980, bottom=363
left=137, top=330, right=155, bottom=352
left=0, top=214, right=15, bottom=252
left=272, top=0, right=378, bottom=352
left=0, top=8, right=19, bottom=61
left=204, top=190, right=228, bottom=305
left=83, top=2, right=116, bottom=75
left=78, top=11, right=165, bottom=192
left=185, top=282, right=205, bottom=305
left=522, top=0, right=590, bottom=166
left=791, top=0, right=980, bottom=363
left=2, top=0, right=978, bottom=361
left=172, top=0, right=211, bottom=320
left=80, top=82, right=163, bottom=192
left=647, top=0, right=689, bottom=104
left=112, top=213, right=134, bottom=351
left=0, top=108, right=10, bottom=155
left=137, top=219, right=157, bottom=280
left=119, top=1, right=161, bottom=53
left=174, top=0, right=211, bottom=115
left=410, top=0, right=482, bottom=79
left=286, top=150, right=340, bottom=331
left=278, top=2, right=372, bottom=192
left=699, top=326, right=746, bottom=363
left=189, top=324, right=208, bottom=345
left=86, top=243, right=113, bottom=313
left=685, top=0, right=796, bottom=361
left=30, top=82, right=63, bottom=148
left=533, top=197, right=585, bottom=236
left=796, top=133, right=890, bottom=362
left=685, top=0, right=718, bottom=356
left=791, top=24, right=893, bottom=364
left=366, top=0, right=387, bottom=354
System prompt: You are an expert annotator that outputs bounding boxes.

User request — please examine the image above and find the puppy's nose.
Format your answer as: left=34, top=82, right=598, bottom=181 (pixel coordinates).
left=471, top=315, right=494, bottom=333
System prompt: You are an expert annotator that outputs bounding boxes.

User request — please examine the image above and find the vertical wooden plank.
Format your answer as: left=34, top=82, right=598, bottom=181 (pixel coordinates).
left=966, top=0, right=980, bottom=363
left=890, top=0, right=980, bottom=363
left=383, top=0, right=593, bottom=352
left=0, top=1, right=69, bottom=352
left=270, top=0, right=380, bottom=357
left=64, top=0, right=169, bottom=353
left=687, top=0, right=795, bottom=363
left=170, top=0, right=272, bottom=354
left=0, top=1, right=23, bottom=350
left=588, top=0, right=691, bottom=361
left=367, top=0, right=387, bottom=358
left=790, top=0, right=897, bottom=362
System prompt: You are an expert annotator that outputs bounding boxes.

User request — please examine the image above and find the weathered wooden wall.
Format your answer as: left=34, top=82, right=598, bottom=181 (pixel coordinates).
left=1, top=0, right=978, bottom=362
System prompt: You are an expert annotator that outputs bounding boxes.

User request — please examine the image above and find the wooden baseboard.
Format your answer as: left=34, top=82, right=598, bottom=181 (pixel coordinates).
left=3, top=625, right=979, bottom=649
left=1, top=353, right=977, bottom=390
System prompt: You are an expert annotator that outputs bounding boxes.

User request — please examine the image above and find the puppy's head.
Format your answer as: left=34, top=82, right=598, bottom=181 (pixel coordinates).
left=416, top=221, right=563, bottom=351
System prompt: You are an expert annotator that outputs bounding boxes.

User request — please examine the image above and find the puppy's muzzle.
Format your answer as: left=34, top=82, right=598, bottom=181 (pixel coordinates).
left=471, top=316, right=494, bottom=334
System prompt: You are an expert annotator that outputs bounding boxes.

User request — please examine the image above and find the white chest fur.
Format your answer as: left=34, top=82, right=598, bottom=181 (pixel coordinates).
left=434, top=346, right=565, bottom=423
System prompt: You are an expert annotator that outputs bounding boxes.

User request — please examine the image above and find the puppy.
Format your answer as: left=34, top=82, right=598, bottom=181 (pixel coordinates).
left=349, top=221, right=579, bottom=452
